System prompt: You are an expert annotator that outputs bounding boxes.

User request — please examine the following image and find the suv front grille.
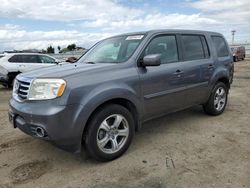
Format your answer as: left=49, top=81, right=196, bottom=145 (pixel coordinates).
left=13, top=78, right=32, bottom=101
left=17, top=80, right=30, bottom=100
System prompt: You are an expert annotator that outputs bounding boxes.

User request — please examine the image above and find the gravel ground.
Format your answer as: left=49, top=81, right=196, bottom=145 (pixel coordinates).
left=0, top=60, right=249, bottom=188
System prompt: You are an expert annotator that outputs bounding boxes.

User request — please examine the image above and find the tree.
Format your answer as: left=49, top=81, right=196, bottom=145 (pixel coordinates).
left=47, top=45, right=55, bottom=54
left=67, top=44, right=76, bottom=51
left=57, top=46, right=61, bottom=52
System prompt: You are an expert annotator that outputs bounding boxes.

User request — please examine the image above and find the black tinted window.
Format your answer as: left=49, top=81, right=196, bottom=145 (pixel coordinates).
left=144, top=35, right=178, bottom=64
left=182, top=35, right=208, bottom=61
left=212, top=36, right=229, bottom=57
left=8, top=55, right=22, bottom=62
left=9, top=55, right=40, bottom=63
left=20, top=55, right=39, bottom=63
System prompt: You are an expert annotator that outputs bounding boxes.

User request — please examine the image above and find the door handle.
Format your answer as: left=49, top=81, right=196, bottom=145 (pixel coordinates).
left=174, top=70, right=184, bottom=74
left=208, top=64, right=214, bottom=69
left=173, top=70, right=184, bottom=78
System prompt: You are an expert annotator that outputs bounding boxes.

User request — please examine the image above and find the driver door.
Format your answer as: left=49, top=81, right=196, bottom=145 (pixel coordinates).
left=138, top=35, right=187, bottom=120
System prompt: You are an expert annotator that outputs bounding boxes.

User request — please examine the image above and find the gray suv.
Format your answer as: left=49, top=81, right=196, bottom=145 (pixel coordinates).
left=9, top=30, right=234, bottom=161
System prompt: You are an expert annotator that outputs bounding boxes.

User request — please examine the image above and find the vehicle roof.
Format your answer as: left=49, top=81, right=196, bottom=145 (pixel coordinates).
left=113, top=29, right=222, bottom=37
left=4, top=53, right=46, bottom=56
left=3, top=53, right=56, bottom=58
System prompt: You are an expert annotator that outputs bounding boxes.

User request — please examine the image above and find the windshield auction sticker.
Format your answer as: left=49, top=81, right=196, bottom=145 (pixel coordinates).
left=126, top=35, right=144, bottom=40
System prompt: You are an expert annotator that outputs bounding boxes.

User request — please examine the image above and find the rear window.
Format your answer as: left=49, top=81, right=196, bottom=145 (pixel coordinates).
left=212, top=36, right=229, bottom=57
left=181, top=35, right=209, bottom=61
left=8, top=55, right=21, bottom=62
left=8, top=55, right=40, bottom=63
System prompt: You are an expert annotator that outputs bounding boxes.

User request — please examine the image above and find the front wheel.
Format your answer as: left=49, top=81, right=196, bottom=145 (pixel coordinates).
left=203, top=82, right=228, bottom=115
left=84, top=104, right=135, bottom=161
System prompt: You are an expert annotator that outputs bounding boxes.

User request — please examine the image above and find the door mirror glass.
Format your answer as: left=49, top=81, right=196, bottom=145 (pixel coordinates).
left=142, top=54, right=161, bottom=66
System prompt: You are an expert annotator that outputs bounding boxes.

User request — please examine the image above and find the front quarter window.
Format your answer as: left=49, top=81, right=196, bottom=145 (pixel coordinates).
left=39, top=55, right=56, bottom=64
left=78, top=35, right=144, bottom=64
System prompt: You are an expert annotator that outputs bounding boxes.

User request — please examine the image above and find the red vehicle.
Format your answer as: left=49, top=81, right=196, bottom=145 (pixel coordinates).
left=231, top=46, right=246, bottom=62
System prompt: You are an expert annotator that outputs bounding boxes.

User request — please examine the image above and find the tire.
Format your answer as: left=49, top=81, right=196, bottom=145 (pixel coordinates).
left=84, top=104, right=135, bottom=161
left=203, top=82, right=228, bottom=116
left=7, top=78, right=15, bottom=88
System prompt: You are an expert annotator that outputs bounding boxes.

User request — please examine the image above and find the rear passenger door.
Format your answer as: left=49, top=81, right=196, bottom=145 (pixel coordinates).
left=179, top=34, right=214, bottom=106
left=138, top=34, right=188, bottom=119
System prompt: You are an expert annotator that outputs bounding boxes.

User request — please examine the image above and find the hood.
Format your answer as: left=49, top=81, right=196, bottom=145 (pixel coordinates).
left=19, top=63, right=115, bottom=79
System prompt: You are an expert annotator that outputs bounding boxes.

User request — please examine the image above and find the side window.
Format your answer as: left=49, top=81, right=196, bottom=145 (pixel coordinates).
left=8, top=55, right=22, bottom=63
left=181, top=35, right=207, bottom=61
left=144, top=35, right=178, bottom=64
left=125, top=41, right=140, bottom=58
left=20, top=55, right=40, bottom=63
left=39, top=55, right=56, bottom=64
left=212, top=36, right=229, bottom=57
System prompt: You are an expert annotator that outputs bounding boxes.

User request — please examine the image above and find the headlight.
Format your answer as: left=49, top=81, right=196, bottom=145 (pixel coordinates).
left=28, top=79, right=66, bottom=100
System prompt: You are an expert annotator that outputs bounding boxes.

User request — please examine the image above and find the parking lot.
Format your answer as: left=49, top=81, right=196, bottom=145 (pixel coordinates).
left=0, top=60, right=249, bottom=188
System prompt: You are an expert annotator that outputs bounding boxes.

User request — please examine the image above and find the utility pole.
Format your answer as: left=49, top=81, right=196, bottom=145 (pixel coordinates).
left=231, top=30, right=236, bottom=45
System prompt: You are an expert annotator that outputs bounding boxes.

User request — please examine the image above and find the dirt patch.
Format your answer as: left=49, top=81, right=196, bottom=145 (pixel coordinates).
left=0, top=137, right=32, bottom=149
left=234, top=76, right=250, bottom=80
left=10, top=160, right=52, bottom=184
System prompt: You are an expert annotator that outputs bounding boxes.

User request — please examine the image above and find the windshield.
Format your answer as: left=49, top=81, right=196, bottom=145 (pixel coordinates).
left=78, top=35, right=144, bottom=64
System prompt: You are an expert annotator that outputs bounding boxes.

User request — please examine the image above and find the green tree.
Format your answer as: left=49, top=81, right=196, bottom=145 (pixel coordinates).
left=67, top=44, right=76, bottom=51
left=47, top=45, right=55, bottom=54
left=57, top=46, right=61, bottom=52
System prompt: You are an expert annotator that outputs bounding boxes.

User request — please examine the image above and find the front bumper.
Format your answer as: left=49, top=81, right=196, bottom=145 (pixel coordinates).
left=9, top=98, right=84, bottom=153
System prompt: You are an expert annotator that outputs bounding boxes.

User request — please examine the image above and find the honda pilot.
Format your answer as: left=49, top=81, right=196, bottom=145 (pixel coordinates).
left=9, top=30, right=234, bottom=161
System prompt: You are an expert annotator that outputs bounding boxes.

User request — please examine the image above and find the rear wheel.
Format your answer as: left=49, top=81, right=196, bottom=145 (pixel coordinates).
left=84, top=104, right=135, bottom=161
left=203, top=82, right=228, bottom=115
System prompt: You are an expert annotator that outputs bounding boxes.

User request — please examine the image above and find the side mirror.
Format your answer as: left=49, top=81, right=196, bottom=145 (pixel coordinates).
left=66, top=57, right=77, bottom=63
left=142, top=54, right=161, bottom=67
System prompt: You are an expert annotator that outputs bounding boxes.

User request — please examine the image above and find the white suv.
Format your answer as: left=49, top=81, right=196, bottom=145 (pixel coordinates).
left=0, top=53, right=61, bottom=87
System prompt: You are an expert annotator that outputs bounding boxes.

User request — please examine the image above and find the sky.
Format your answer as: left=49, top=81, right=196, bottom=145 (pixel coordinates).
left=0, top=0, right=249, bottom=51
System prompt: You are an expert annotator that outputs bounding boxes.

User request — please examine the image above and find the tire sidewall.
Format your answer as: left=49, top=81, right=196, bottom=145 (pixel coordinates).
left=210, top=82, right=228, bottom=115
left=85, top=104, right=135, bottom=161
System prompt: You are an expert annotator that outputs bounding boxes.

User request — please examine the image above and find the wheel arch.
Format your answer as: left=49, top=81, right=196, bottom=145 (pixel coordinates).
left=81, top=97, right=141, bottom=144
left=210, top=67, right=230, bottom=90
left=8, top=71, right=21, bottom=82
left=217, top=77, right=230, bottom=90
